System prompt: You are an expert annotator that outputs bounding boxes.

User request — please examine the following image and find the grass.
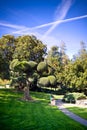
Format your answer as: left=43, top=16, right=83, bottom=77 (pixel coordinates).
left=0, top=89, right=87, bottom=130
left=67, top=107, right=87, bottom=120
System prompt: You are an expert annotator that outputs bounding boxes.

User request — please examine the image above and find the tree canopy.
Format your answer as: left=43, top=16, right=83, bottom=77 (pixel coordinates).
left=0, top=34, right=87, bottom=95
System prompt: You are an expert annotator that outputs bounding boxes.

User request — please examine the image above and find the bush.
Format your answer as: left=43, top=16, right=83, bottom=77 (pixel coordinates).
left=72, top=92, right=86, bottom=100
left=62, top=93, right=75, bottom=103
left=62, top=92, right=86, bottom=103
left=48, top=75, right=56, bottom=86
left=37, top=62, right=47, bottom=72
left=37, top=77, right=50, bottom=87
left=10, top=59, right=19, bottom=70
left=28, top=61, right=37, bottom=68
left=0, top=79, right=10, bottom=86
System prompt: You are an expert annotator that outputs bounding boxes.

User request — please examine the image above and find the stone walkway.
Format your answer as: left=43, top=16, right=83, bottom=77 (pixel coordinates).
left=56, top=99, right=87, bottom=127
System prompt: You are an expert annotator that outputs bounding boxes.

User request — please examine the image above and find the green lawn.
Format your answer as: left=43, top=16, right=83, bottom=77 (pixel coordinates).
left=67, top=107, right=87, bottom=120
left=0, top=89, right=87, bottom=130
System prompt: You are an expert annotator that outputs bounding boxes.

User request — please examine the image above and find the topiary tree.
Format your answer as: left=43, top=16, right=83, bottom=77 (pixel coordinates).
left=48, top=75, right=57, bottom=90
left=37, top=61, right=57, bottom=90
left=10, top=59, right=37, bottom=100
left=48, top=75, right=56, bottom=86
left=37, top=75, right=56, bottom=90
left=37, top=77, right=50, bottom=88
left=37, top=61, right=48, bottom=76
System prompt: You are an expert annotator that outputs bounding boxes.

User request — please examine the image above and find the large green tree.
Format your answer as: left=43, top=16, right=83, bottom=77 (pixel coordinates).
left=13, top=35, right=47, bottom=62
left=46, top=45, right=69, bottom=89
left=0, top=35, right=15, bottom=79
left=0, top=34, right=47, bottom=79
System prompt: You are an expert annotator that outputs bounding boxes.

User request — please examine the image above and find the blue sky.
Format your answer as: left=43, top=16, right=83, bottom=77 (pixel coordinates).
left=0, top=0, right=87, bottom=58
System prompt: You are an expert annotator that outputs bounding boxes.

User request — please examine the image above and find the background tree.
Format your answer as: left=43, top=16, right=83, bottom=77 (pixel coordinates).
left=0, top=34, right=47, bottom=80
left=46, top=45, right=69, bottom=90
left=13, top=35, right=47, bottom=62
left=0, top=35, right=15, bottom=79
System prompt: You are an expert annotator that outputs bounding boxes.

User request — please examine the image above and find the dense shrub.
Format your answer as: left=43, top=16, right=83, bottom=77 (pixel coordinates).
left=37, top=62, right=47, bottom=72
left=28, top=61, right=37, bottom=68
left=72, top=92, right=86, bottom=100
left=62, top=92, right=86, bottom=103
left=37, top=77, right=50, bottom=87
left=48, top=75, right=56, bottom=86
left=62, top=93, right=75, bottom=103
left=10, top=59, right=19, bottom=70
left=0, top=79, right=10, bottom=86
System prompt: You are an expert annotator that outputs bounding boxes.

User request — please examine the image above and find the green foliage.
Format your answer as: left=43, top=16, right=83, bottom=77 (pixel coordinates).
left=10, top=59, right=19, bottom=70
left=0, top=53, right=10, bottom=79
left=10, top=60, right=37, bottom=73
left=37, top=75, right=57, bottom=88
left=28, top=61, right=37, bottom=68
left=48, top=75, right=56, bottom=86
left=0, top=34, right=87, bottom=94
left=0, top=35, right=15, bottom=62
left=37, top=62, right=47, bottom=72
left=10, top=59, right=38, bottom=92
left=62, top=92, right=86, bottom=103
left=13, top=35, right=47, bottom=62
left=62, top=93, right=75, bottom=103
left=38, top=77, right=50, bottom=87
left=71, top=92, right=86, bottom=100
left=10, top=75, right=26, bottom=88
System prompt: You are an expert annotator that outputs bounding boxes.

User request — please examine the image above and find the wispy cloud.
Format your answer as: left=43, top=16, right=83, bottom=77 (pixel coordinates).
left=42, top=0, right=73, bottom=38
left=0, top=22, right=27, bottom=30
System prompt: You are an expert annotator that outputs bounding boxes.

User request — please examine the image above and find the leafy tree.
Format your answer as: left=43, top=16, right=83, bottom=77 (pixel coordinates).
left=0, top=35, right=15, bottom=62
left=63, top=56, right=87, bottom=94
left=0, top=53, right=9, bottom=79
left=0, top=35, right=15, bottom=79
left=60, top=41, right=69, bottom=65
left=46, top=45, right=69, bottom=90
left=13, top=35, right=47, bottom=62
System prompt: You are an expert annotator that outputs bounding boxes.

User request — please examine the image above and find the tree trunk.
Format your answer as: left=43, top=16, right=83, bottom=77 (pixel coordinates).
left=23, top=79, right=32, bottom=101
left=24, top=87, right=30, bottom=100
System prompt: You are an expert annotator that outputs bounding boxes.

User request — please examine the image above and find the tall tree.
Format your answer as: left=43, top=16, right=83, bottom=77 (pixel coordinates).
left=13, top=35, right=47, bottom=62
left=0, top=35, right=15, bottom=79
left=79, top=41, right=87, bottom=59
left=0, top=35, right=15, bottom=62
left=60, top=41, right=69, bottom=65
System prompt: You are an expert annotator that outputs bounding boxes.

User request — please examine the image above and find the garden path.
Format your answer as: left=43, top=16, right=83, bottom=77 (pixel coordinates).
left=56, top=99, right=87, bottom=127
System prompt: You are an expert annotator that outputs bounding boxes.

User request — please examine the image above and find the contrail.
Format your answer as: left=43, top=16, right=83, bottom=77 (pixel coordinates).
left=0, top=22, right=26, bottom=29
left=31, top=14, right=87, bottom=29
left=43, top=0, right=73, bottom=38
left=12, top=15, right=87, bottom=31
left=5, top=15, right=87, bottom=34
